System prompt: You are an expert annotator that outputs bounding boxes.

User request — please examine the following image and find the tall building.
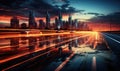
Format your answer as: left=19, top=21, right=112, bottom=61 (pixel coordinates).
left=29, top=11, right=37, bottom=29
left=46, top=11, right=50, bottom=29
left=62, top=21, right=67, bottom=30
left=39, top=19, right=45, bottom=29
left=74, top=19, right=78, bottom=29
left=10, top=16, right=19, bottom=28
left=68, top=14, right=72, bottom=30
left=58, top=11, right=62, bottom=29
left=55, top=17, right=58, bottom=29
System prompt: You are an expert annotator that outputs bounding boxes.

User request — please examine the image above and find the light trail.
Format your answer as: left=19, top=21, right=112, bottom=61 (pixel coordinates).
left=0, top=31, right=97, bottom=39
left=0, top=35, right=78, bottom=49
left=1, top=31, right=99, bottom=71
left=55, top=53, right=74, bottom=71
left=83, top=33, right=94, bottom=45
left=0, top=34, right=89, bottom=64
left=1, top=35, right=89, bottom=71
left=93, top=41, right=97, bottom=49
left=0, top=32, right=71, bottom=39
left=93, top=32, right=100, bottom=49
left=2, top=49, right=57, bottom=71
left=100, top=33, right=110, bottom=50
left=0, top=32, right=94, bottom=49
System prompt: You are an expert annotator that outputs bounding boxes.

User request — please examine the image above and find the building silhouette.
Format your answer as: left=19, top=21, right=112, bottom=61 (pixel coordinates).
left=10, top=16, right=19, bottom=28
left=46, top=11, right=50, bottom=29
left=21, top=23, right=27, bottom=29
left=62, top=21, right=68, bottom=30
left=29, top=11, right=37, bottom=29
left=39, top=19, right=45, bottom=29
left=55, top=17, right=58, bottom=29
left=58, top=11, right=62, bottom=30
left=68, top=14, right=72, bottom=30
left=74, top=19, right=78, bottom=30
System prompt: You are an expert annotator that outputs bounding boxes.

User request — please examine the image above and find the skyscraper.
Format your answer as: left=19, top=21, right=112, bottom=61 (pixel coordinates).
left=55, top=17, right=58, bottom=29
left=74, top=19, right=78, bottom=29
left=58, top=11, right=62, bottom=30
left=68, top=14, right=72, bottom=30
left=39, top=19, right=45, bottom=29
left=29, top=11, right=37, bottom=29
left=46, top=11, right=50, bottom=29
left=10, top=16, right=19, bottom=28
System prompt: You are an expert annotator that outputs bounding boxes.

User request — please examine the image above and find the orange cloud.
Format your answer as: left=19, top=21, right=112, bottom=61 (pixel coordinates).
left=0, top=16, right=12, bottom=23
left=87, top=23, right=120, bottom=31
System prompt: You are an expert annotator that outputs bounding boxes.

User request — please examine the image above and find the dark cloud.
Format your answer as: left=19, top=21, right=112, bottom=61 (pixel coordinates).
left=61, top=0, right=70, bottom=3
left=87, top=12, right=104, bottom=16
left=89, top=12, right=120, bottom=24
left=0, top=0, right=81, bottom=18
left=61, top=3, right=70, bottom=9
left=0, top=0, right=54, bottom=17
left=52, top=0, right=70, bottom=4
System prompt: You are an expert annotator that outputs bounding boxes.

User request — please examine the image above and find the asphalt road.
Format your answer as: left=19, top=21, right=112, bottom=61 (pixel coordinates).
left=1, top=32, right=120, bottom=71
left=102, top=33, right=120, bottom=55
left=39, top=32, right=120, bottom=71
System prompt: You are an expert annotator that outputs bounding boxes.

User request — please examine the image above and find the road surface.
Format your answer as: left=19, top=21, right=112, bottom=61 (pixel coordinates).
left=0, top=31, right=120, bottom=71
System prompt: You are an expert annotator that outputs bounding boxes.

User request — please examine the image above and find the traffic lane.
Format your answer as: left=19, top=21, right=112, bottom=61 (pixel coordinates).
left=0, top=35, right=87, bottom=70
left=60, top=54, right=86, bottom=71
left=1, top=48, right=59, bottom=71
left=102, top=33, right=120, bottom=71
left=23, top=48, right=72, bottom=71
left=0, top=33, right=92, bottom=70
left=60, top=53, right=99, bottom=71
left=102, top=33, right=120, bottom=55
left=0, top=43, right=55, bottom=63
left=60, top=50, right=119, bottom=71
left=59, top=38, right=117, bottom=71
left=0, top=47, right=56, bottom=70
left=97, top=51, right=120, bottom=71
left=96, top=51, right=112, bottom=71
left=103, top=33, right=120, bottom=41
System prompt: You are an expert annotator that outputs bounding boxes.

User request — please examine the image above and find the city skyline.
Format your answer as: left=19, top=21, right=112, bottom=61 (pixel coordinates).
left=0, top=1, right=120, bottom=71
left=0, top=0, right=120, bottom=31
left=9, top=10, right=90, bottom=31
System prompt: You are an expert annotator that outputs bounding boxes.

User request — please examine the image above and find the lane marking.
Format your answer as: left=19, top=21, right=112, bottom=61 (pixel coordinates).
left=55, top=53, right=74, bottom=71
left=104, top=34, right=120, bottom=44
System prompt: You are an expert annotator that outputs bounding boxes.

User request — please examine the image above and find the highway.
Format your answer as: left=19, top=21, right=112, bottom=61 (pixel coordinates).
left=102, top=33, right=120, bottom=55
left=40, top=32, right=120, bottom=71
left=0, top=31, right=120, bottom=71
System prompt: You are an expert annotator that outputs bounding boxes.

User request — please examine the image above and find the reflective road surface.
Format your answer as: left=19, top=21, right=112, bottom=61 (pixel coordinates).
left=0, top=31, right=120, bottom=71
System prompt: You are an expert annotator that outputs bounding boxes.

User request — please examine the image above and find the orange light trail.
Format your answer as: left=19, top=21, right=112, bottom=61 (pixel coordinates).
left=0, top=34, right=89, bottom=64
left=0, top=35, right=78, bottom=49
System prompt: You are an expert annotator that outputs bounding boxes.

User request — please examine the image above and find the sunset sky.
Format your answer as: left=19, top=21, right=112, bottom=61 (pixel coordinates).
left=0, top=0, right=120, bottom=31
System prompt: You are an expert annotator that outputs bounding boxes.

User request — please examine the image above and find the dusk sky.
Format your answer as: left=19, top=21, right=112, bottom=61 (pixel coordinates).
left=0, top=0, right=120, bottom=31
